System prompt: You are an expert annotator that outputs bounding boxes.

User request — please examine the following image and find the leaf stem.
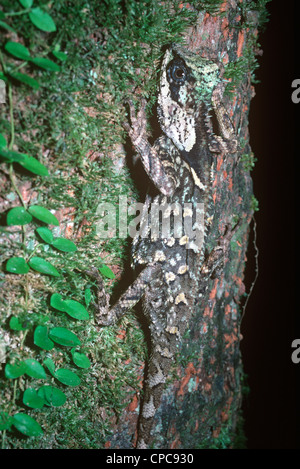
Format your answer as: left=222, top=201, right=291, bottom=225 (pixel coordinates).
left=6, top=83, right=26, bottom=209
left=8, top=83, right=14, bottom=151
left=26, top=243, right=43, bottom=262
left=8, top=164, right=26, bottom=209
left=20, top=330, right=29, bottom=350
left=1, top=378, right=19, bottom=448
left=9, top=61, right=28, bottom=74
left=0, top=49, right=7, bottom=73
left=4, top=9, right=31, bottom=17
left=1, top=430, right=6, bottom=449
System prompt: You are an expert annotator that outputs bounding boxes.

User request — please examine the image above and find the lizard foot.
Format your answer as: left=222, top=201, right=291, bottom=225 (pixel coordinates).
left=201, top=221, right=241, bottom=278
left=85, top=268, right=116, bottom=326
left=122, top=99, right=148, bottom=151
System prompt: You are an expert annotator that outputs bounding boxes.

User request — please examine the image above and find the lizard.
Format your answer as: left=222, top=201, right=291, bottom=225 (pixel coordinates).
left=89, top=44, right=238, bottom=449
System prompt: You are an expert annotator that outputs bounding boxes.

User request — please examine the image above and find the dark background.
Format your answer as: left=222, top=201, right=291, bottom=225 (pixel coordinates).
left=240, top=0, right=298, bottom=449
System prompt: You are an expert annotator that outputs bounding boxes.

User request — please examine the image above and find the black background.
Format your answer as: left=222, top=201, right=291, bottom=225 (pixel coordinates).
left=240, top=0, right=298, bottom=449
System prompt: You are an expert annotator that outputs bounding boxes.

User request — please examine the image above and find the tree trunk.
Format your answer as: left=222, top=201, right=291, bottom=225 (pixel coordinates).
left=104, top=2, right=264, bottom=449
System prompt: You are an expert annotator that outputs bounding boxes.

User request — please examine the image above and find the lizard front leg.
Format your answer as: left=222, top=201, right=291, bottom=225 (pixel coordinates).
left=87, top=264, right=160, bottom=327
left=123, top=99, right=177, bottom=196
left=209, top=82, right=238, bottom=154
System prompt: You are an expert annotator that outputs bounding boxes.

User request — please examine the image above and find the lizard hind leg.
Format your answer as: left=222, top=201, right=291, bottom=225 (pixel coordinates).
left=87, top=264, right=161, bottom=327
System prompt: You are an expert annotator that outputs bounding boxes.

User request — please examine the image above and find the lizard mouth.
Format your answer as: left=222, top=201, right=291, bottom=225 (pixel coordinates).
left=209, top=108, right=221, bottom=137
left=167, top=103, right=177, bottom=116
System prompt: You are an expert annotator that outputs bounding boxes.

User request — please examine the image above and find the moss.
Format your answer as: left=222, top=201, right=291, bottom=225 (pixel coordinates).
left=250, top=195, right=259, bottom=212
left=192, top=0, right=226, bottom=15
left=240, top=152, right=257, bottom=172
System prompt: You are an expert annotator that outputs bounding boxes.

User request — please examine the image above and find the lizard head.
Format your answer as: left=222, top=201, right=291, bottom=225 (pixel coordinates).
left=157, top=45, right=220, bottom=153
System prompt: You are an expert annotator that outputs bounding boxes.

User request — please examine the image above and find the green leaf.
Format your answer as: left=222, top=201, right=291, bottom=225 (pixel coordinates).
left=31, top=57, right=60, bottom=72
left=4, top=41, right=31, bottom=60
left=29, top=7, right=56, bottom=32
left=84, top=288, right=91, bottom=307
left=34, top=325, right=54, bottom=350
left=5, top=362, right=26, bottom=379
left=71, top=349, right=91, bottom=369
left=51, top=237, right=77, bottom=252
left=50, top=294, right=89, bottom=320
left=9, top=316, right=26, bottom=331
left=37, top=385, right=67, bottom=407
left=6, top=257, right=29, bottom=274
left=9, top=72, right=40, bottom=90
left=50, top=293, right=67, bottom=312
left=19, top=156, right=49, bottom=176
left=0, top=148, right=27, bottom=163
left=28, top=205, right=59, bottom=225
left=24, top=359, right=46, bottom=379
left=23, top=388, right=45, bottom=409
left=63, top=299, right=89, bottom=320
left=43, top=357, right=56, bottom=377
left=7, top=206, right=32, bottom=226
left=19, top=0, right=34, bottom=7
left=0, top=412, right=12, bottom=431
left=28, top=257, right=60, bottom=277
left=52, top=50, right=68, bottom=62
left=49, top=327, right=81, bottom=347
left=12, top=413, right=43, bottom=437
left=54, top=368, right=80, bottom=387
left=99, top=264, right=115, bottom=279
left=36, top=226, right=53, bottom=244
left=0, top=151, right=48, bottom=176
left=0, top=133, right=7, bottom=147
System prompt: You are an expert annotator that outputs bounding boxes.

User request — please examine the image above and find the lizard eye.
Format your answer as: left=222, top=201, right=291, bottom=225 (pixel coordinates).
left=172, top=65, right=186, bottom=81
left=167, top=60, right=188, bottom=85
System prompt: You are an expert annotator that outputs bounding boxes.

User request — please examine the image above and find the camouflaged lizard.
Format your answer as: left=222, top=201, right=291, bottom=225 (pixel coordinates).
left=90, top=45, right=238, bottom=449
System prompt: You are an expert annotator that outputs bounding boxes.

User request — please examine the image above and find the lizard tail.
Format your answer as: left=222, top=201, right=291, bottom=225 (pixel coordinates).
left=136, top=338, right=174, bottom=449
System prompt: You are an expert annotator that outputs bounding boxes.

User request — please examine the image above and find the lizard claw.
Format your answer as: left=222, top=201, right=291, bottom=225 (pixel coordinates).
left=85, top=268, right=114, bottom=327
